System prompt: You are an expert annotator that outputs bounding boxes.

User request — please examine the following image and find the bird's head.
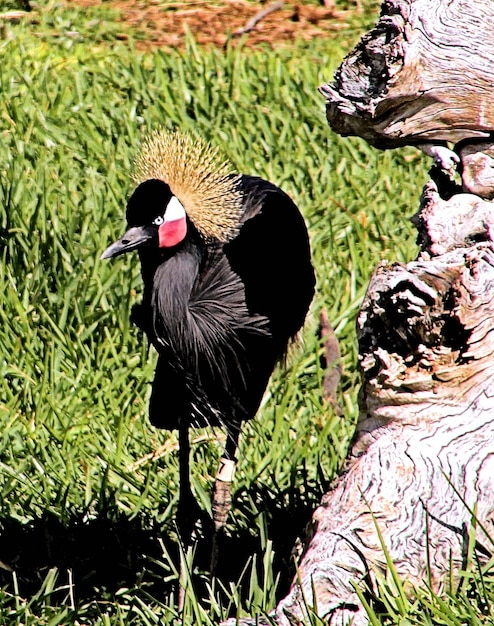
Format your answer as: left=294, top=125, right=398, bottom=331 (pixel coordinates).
left=101, top=129, right=243, bottom=260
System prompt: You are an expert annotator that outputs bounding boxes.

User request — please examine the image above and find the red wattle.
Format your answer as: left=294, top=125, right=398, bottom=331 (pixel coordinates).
left=158, top=217, right=187, bottom=248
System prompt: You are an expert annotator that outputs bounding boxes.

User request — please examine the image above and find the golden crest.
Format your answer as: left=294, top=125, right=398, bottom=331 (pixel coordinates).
left=133, top=129, right=244, bottom=242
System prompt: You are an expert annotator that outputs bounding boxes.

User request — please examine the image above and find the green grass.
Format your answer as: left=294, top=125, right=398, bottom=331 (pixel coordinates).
left=0, top=2, right=489, bottom=625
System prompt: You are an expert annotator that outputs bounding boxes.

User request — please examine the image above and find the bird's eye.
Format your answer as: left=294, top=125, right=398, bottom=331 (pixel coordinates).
left=153, top=215, right=164, bottom=226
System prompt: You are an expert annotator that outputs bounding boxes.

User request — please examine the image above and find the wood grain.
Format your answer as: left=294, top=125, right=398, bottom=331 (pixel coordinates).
left=319, top=0, right=494, bottom=149
left=273, top=182, right=494, bottom=625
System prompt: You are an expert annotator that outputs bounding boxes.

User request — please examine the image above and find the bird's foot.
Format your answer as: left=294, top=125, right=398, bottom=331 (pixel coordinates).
left=211, top=458, right=235, bottom=531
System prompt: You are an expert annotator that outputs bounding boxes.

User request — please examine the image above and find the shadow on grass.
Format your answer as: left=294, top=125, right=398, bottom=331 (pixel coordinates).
left=0, top=478, right=326, bottom=606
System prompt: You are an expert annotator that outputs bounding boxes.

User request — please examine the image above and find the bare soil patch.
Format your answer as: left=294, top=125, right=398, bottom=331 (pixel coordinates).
left=71, top=0, right=355, bottom=50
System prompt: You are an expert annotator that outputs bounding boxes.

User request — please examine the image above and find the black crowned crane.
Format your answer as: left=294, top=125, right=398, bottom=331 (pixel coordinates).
left=102, top=129, right=315, bottom=561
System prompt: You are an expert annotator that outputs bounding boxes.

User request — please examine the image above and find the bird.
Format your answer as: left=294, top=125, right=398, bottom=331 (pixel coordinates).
left=101, top=129, right=315, bottom=564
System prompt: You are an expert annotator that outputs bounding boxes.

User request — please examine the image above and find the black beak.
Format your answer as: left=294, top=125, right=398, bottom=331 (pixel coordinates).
left=101, top=225, right=155, bottom=259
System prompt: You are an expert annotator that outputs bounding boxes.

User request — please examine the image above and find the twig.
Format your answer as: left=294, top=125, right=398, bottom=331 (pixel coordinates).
left=232, top=0, right=284, bottom=37
left=126, top=432, right=219, bottom=472
left=0, top=10, right=30, bottom=20
left=318, top=308, right=342, bottom=413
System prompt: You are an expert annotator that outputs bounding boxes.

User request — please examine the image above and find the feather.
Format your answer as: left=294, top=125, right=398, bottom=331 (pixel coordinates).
left=148, top=237, right=272, bottom=429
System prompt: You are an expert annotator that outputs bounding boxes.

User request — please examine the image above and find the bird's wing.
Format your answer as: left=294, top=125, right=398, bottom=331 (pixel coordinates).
left=226, top=175, right=315, bottom=350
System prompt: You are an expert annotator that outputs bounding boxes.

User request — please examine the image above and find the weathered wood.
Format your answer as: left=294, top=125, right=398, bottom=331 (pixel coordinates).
left=264, top=3, right=494, bottom=621
left=271, top=182, right=494, bottom=626
left=267, top=3, right=494, bottom=623
left=459, top=140, right=494, bottom=199
left=319, top=0, right=494, bottom=153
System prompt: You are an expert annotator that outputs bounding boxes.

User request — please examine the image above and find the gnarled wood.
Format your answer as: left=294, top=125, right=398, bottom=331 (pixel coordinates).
left=272, top=183, right=494, bottom=626
left=319, top=0, right=494, bottom=151
left=267, top=2, right=494, bottom=623
left=459, top=140, right=494, bottom=199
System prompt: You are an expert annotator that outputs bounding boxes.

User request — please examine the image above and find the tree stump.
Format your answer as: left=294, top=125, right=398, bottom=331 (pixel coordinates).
left=269, top=0, right=494, bottom=623
left=319, top=0, right=494, bottom=150
left=273, top=180, right=494, bottom=625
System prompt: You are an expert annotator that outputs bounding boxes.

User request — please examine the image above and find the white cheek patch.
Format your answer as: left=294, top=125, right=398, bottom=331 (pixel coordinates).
left=158, top=195, right=187, bottom=248
left=165, top=195, right=186, bottom=221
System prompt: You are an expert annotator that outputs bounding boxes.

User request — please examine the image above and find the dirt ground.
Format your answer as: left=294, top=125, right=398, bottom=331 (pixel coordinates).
left=71, top=0, right=358, bottom=51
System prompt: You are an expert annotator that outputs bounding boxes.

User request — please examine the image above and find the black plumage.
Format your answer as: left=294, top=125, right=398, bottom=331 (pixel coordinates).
left=102, top=130, right=315, bottom=542
left=127, top=176, right=314, bottom=434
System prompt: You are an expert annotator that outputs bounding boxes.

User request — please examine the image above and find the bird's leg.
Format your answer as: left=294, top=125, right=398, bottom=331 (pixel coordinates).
left=212, top=428, right=239, bottom=531
left=176, top=421, right=199, bottom=612
left=177, top=421, right=195, bottom=533
left=210, top=426, right=239, bottom=573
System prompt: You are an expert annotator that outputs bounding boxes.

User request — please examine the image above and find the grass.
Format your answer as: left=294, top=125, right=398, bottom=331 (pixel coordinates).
left=0, top=1, right=489, bottom=625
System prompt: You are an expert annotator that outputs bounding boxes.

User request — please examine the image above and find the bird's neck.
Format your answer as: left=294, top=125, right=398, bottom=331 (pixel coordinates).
left=152, top=239, right=204, bottom=319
